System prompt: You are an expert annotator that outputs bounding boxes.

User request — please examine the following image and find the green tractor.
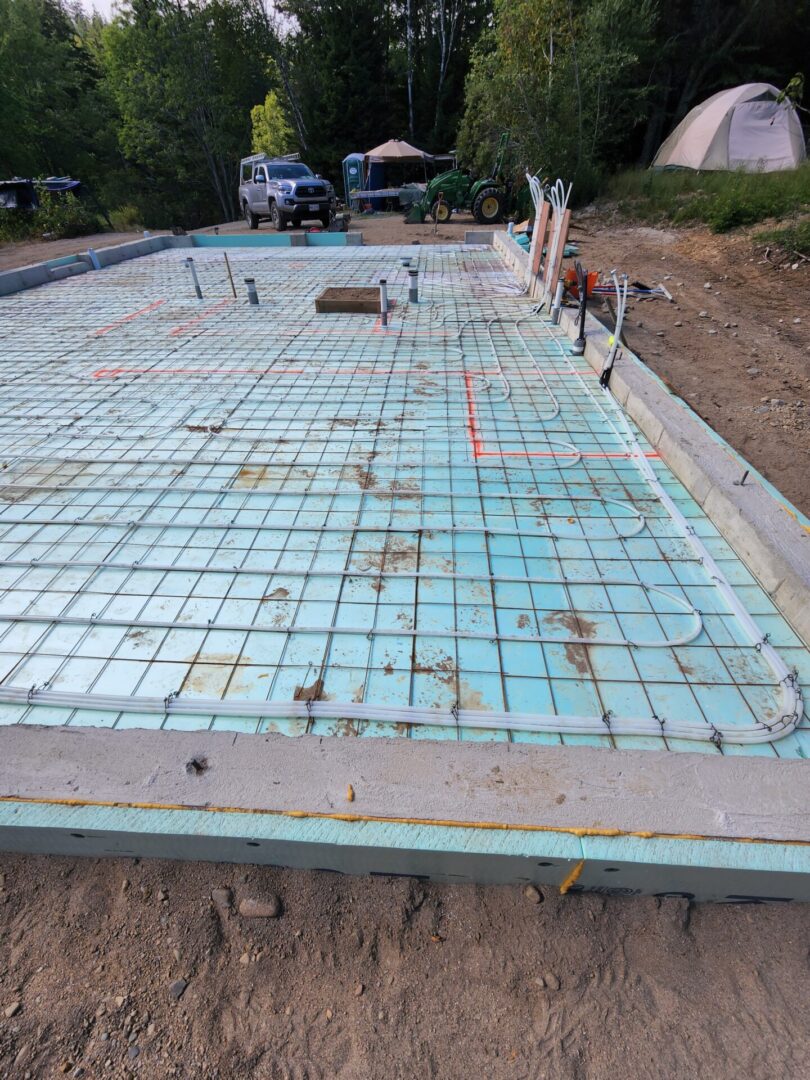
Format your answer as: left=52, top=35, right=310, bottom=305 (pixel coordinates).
left=405, top=132, right=511, bottom=226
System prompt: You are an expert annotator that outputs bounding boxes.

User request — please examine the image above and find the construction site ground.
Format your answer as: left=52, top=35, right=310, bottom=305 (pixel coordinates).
left=1, top=209, right=808, bottom=1079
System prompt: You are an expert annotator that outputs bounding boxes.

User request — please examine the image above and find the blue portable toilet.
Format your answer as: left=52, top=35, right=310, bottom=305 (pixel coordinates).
left=342, top=154, right=365, bottom=208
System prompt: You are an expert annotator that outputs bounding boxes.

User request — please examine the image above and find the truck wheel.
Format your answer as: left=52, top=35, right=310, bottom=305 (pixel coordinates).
left=431, top=200, right=452, bottom=224
left=320, top=213, right=332, bottom=228
left=472, top=187, right=505, bottom=225
left=270, top=202, right=287, bottom=231
left=244, top=202, right=259, bottom=230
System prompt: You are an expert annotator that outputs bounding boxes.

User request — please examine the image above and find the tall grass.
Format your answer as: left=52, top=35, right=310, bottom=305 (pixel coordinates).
left=602, top=163, right=810, bottom=232
left=756, top=218, right=810, bottom=256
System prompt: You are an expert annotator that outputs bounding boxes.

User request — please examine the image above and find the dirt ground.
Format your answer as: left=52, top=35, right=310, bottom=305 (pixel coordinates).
left=2, top=208, right=809, bottom=1079
left=0, top=231, right=170, bottom=274
left=564, top=213, right=809, bottom=517
left=1, top=855, right=809, bottom=1080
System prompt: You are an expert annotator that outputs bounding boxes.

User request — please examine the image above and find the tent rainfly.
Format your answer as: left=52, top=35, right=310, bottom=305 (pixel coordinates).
left=652, top=83, right=807, bottom=173
left=365, top=139, right=432, bottom=162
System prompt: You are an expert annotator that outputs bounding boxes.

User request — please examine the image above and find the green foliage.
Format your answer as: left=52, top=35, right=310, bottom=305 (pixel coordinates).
left=278, top=0, right=493, bottom=178
left=251, top=91, right=295, bottom=158
left=457, top=0, right=656, bottom=199
left=281, top=0, right=398, bottom=179
left=0, top=192, right=99, bottom=243
left=756, top=218, right=810, bottom=255
left=33, top=191, right=99, bottom=238
left=2, top=0, right=808, bottom=237
left=457, top=0, right=810, bottom=203
left=0, top=0, right=122, bottom=212
left=108, top=205, right=144, bottom=232
left=0, top=211, right=34, bottom=244
left=604, top=164, right=810, bottom=231
left=101, top=0, right=275, bottom=227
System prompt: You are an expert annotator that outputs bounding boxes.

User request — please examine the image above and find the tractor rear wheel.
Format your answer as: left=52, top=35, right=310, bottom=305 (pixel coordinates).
left=431, top=199, right=452, bottom=224
left=472, top=187, right=505, bottom=225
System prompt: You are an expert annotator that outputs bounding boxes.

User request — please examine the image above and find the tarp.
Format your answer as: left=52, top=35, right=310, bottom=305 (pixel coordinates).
left=0, top=180, right=37, bottom=211
left=40, top=177, right=81, bottom=193
left=365, top=139, right=432, bottom=162
left=0, top=176, right=82, bottom=211
left=653, top=83, right=806, bottom=172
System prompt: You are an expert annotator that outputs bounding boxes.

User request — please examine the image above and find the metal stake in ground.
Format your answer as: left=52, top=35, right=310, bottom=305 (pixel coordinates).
left=185, top=257, right=203, bottom=300
left=244, top=277, right=259, bottom=306
left=223, top=253, right=237, bottom=299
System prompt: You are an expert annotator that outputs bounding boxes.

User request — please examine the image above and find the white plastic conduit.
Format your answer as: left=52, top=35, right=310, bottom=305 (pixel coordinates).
left=540, top=310, right=803, bottom=744
left=0, top=580, right=701, bottom=648
left=544, top=178, right=573, bottom=299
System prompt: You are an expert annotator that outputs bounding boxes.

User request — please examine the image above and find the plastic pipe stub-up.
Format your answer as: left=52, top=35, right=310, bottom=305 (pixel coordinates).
left=379, top=278, right=389, bottom=326
left=408, top=269, right=419, bottom=303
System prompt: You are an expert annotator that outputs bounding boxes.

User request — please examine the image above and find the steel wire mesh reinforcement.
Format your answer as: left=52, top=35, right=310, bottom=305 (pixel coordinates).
left=0, top=243, right=806, bottom=755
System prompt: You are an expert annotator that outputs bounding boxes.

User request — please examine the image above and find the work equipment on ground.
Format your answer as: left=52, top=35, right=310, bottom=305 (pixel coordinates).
left=404, top=133, right=512, bottom=225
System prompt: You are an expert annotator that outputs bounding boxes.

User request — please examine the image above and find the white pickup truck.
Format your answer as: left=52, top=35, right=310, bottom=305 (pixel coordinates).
left=239, top=154, right=336, bottom=231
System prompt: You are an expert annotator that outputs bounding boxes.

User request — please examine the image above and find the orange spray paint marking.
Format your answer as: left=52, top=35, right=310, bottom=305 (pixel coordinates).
left=464, top=373, right=484, bottom=457
left=93, top=299, right=166, bottom=337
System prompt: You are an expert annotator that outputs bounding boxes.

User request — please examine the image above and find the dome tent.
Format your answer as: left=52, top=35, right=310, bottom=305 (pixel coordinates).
left=653, top=83, right=806, bottom=172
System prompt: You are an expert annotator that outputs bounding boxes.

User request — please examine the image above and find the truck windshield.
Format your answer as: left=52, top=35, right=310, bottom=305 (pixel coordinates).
left=267, top=164, right=315, bottom=180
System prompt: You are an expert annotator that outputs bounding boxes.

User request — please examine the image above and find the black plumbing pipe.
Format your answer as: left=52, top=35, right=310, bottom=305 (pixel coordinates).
left=572, top=261, right=587, bottom=355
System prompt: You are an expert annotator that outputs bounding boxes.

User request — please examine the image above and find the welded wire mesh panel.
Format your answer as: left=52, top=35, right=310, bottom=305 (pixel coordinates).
left=0, top=242, right=806, bottom=755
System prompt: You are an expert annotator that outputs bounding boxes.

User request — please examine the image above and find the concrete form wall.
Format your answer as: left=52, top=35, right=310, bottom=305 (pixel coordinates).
left=0, top=232, right=364, bottom=297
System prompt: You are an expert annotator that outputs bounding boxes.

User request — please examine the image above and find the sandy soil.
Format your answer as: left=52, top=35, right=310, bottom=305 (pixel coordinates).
left=564, top=215, right=809, bottom=517
left=2, top=208, right=809, bottom=1079
left=1, top=855, right=809, bottom=1080
left=0, top=231, right=170, bottom=274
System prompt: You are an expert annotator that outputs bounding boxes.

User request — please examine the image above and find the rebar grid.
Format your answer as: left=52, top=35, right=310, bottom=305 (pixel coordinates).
left=0, top=243, right=805, bottom=754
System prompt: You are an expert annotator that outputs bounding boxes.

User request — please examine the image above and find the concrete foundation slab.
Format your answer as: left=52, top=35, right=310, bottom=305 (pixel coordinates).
left=0, top=232, right=808, bottom=899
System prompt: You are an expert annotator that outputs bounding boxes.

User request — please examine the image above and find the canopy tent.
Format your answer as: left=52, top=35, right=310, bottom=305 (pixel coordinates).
left=343, top=140, right=433, bottom=210
left=364, top=138, right=432, bottom=162
left=653, top=83, right=806, bottom=172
